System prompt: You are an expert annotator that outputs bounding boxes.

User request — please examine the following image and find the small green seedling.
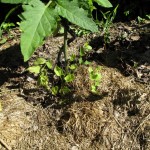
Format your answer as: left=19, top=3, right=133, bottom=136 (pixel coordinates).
left=146, top=14, right=150, bottom=20
left=100, top=5, right=119, bottom=49
left=137, top=16, right=145, bottom=23
left=124, top=10, right=130, bottom=16
left=0, top=0, right=111, bottom=99
left=28, top=57, right=76, bottom=96
left=28, top=42, right=102, bottom=95
left=88, top=66, right=102, bottom=93
left=79, top=42, right=92, bottom=65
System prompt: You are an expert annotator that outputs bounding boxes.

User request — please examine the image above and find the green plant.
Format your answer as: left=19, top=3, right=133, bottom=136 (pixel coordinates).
left=137, top=16, right=145, bottom=23
left=0, top=5, right=19, bottom=37
left=100, top=4, right=118, bottom=49
left=146, top=14, right=150, bottom=20
left=0, top=5, right=20, bottom=45
left=27, top=57, right=75, bottom=95
left=88, top=66, right=102, bottom=93
left=0, top=0, right=112, bottom=62
left=0, top=22, right=15, bottom=44
left=124, top=10, right=130, bottom=17
left=28, top=42, right=102, bottom=95
left=1, top=0, right=111, bottom=96
left=70, top=25, right=90, bottom=37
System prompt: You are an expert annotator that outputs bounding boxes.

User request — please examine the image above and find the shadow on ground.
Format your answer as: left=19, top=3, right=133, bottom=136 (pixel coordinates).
left=0, top=44, right=28, bottom=86
left=89, top=28, right=150, bottom=77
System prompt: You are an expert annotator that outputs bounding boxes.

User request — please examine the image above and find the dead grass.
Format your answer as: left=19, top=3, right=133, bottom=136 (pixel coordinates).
left=0, top=65, right=149, bottom=150
left=0, top=21, right=149, bottom=150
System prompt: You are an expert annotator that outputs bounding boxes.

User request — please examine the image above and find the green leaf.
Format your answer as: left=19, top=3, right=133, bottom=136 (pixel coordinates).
left=84, top=42, right=92, bottom=51
left=56, top=0, right=98, bottom=32
left=80, top=47, right=85, bottom=57
left=54, top=66, right=63, bottom=76
left=69, top=54, right=76, bottom=62
left=1, top=22, right=15, bottom=30
left=51, top=86, right=59, bottom=95
left=95, top=81, right=100, bottom=86
left=64, top=73, right=75, bottom=82
left=94, top=0, right=112, bottom=8
left=0, top=0, right=31, bottom=4
left=46, top=60, right=53, bottom=69
left=60, top=86, right=70, bottom=94
left=146, top=14, right=150, bottom=20
left=0, top=28, right=2, bottom=37
left=38, top=70, right=49, bottom=89
left=33, top=57, right=46, bottom=65
left=90, top=72, right=102, bottom=81
left=20, top=0, right=58, bottom=61
left=0, top=38, right=7, bottom=44
left=79, top=57, right=83, bottom=64
left=91, top=85, right=97, bottom=93
left=69, top=64, right=77, bottom=70
left=27, top=66, right=41, bottom=74
left=84, top=60, right=91, bottom=65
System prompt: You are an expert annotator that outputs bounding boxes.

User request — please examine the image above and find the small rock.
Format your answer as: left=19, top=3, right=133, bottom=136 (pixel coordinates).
left=130, top=35, right=140, bottom=41
left=71, top=146, right=79, bottom=150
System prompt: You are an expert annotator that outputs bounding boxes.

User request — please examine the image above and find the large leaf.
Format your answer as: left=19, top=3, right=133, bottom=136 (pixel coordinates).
left=56, top=0, right=98, bottom=32
left=20, top=0, right=58, bottom=61
left=94, top=0, right=112, bottom=8
left=0, top=0, right=31, bottom=4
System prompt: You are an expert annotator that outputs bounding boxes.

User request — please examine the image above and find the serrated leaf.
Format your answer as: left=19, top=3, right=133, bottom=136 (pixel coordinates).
left=20, top=0, right=58, bottom=61
left=54, top=66, right=63, bottom=76
left=27, top=65, right=40, bottom=74
left=33, top=57, right=46, bottom=65
left=94, top=0, right=112, bottom=8
left=64, top=73, right=75, bottom=82
left=56, top=0, right=98, bottom=32
left=0, top=0, right=31, bottom=4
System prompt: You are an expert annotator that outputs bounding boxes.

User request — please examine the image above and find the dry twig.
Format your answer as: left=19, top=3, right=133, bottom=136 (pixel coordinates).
left=0, top=138, right=12, bottom=150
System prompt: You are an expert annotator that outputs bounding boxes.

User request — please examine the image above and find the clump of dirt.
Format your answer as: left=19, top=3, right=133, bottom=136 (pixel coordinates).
left=0, top=20, right=149, bottom=149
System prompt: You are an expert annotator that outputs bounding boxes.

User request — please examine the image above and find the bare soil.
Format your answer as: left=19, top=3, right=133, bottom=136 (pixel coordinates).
left=0, top=20, right=150, bottom=150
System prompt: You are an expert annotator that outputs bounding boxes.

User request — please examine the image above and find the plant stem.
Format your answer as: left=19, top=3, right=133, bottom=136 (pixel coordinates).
left=46, top=0, right=52, bottom=8
left=63, top=25, right=68, bottom=67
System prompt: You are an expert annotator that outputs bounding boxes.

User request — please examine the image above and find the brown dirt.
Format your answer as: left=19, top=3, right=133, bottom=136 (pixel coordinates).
left=0, top=20, right=149, bottom=150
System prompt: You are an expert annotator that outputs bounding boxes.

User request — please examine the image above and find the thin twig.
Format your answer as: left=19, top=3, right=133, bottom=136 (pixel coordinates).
left=0, top=138, right=12, bottom=150
left=132, top=114, right=150, bottom=136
